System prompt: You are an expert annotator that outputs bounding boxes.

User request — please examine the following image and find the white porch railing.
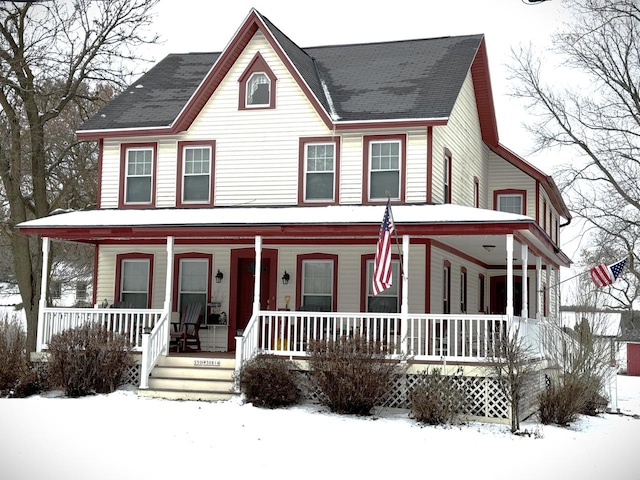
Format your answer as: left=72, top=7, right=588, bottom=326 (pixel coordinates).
left=235, top=311, right=544, bottom=372
left=140, top=311, right=171, bottom=389
left=37, top=307, right=165, bottom=352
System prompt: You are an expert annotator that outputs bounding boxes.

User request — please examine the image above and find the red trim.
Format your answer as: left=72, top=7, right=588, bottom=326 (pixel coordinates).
left=97, top=139, right=104, bottom=209
left=118, top=142, right=158, bottom=208
left=543, top=200, right=547, bottom=231
left=444, top=148, right=452, bottom=203
left=228, top=247, right=279, bottom=351
left=493, top=189, right=527, bottom=216
left=295, top=253, right=338, bottom=311
left=474, top=176, right=480, bottom=208
left=176, top=140, right=216, bottom=207
left=489, top=143, right=571, bottom=220
left=114, top=253, right=154, bottom=307
left=426, top=127, right=433, bottom=203
left=171, top=253, right=213, bottom=312
left=479, top=273, right=486, bottom=313
left=297, top=136, right=341, bottom=205
left=362, top=134, right=407, bottom=204
left=335, top=119, right=447, bottom=131
left=470, top=38, right=499, bottom=147
left=238, top=52, right=277, bottom=110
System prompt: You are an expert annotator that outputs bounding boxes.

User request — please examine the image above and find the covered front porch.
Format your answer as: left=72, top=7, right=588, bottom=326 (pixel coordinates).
left=20, top=204, right=570, bottom=390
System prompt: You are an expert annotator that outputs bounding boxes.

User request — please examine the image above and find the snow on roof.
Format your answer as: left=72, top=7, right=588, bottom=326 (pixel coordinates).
left=18, top=204, right=531, bottom=229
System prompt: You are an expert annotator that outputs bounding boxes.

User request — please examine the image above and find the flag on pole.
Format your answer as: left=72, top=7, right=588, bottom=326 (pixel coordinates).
left=372, top=201, right=394, bottom=296
left=589, top=258, right=627, bottom=287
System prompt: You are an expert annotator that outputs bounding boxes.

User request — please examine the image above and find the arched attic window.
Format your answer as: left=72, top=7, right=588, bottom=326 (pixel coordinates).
left=238, top=51, right=277, bottom=110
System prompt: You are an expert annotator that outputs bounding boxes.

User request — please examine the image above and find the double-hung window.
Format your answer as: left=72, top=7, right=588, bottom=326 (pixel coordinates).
left=118, top=255, right=153, bottom=308
left=177, top=257, right=210, bottom=316
left=301, top=260, right=334, bottom=311
left=302, top=139, right=338, bottom=203
left=366, top=259, right=400, bottom=313
left=365, top=135, right=404, bottom=202
left=177, top=141, right=214, bottom=206
left=496, top=191, right=525, bottom=215
left=246, top=73, right=270, bottom=107
left=121, top=143, right=156, bottom=207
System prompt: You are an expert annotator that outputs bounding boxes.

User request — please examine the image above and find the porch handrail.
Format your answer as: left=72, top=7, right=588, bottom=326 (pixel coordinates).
left=37, top=306, right=164, bottom=352
left=140, top=310, right=171, bottom=389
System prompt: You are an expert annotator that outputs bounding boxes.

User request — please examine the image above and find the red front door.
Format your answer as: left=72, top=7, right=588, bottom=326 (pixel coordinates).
left=490, top=276, right=522, bottom=315
left=228, top=248, right=278, bottom=351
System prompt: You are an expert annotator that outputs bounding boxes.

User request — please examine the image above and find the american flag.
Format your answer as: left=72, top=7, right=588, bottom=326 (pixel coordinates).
left=372, top=202, right=394, bottom=296
left=589, top=258, right=627, bottom=287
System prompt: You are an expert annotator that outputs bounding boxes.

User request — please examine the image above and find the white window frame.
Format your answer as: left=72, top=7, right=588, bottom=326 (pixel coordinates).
left=369, top=140, right=401, bottom=201
left=177, top=258, right=209, bottom=315
left=125, top=147, right=153, bottom=204
left=366, top=260, right=400, bottom=312
left=120, top=259, right=150, bottom=308
left=304, top=142, right=335, bottom=202
left=181, top=146, right=212, bottom=204
left=497, top=194, right=523, bottom=215
left=246, top=72, right=270, bottom=107
left=301, top=260, right=334, bottom=310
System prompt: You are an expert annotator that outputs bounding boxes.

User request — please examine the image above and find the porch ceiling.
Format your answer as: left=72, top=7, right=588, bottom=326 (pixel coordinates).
left=17, top=204, right=571, bottom=267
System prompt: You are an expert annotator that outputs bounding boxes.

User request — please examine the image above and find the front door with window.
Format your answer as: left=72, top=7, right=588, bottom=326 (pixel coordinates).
left=490, top=276, right=522, bottom=315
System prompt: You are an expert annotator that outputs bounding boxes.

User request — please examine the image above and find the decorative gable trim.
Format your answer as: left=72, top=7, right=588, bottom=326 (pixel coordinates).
left=238, top=51, right=277, bottom=110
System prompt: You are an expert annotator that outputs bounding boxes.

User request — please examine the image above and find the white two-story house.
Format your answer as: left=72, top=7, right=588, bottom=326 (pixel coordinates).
left=18, top=9, right=571, bottom=419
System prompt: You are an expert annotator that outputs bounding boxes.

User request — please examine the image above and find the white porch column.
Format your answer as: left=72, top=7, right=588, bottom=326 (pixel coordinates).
left=506, top=234, right=514, bottom=319
left=36, top=236, right=50, bottom=352
left=521, top=243, right=528, bottom=320
left=545, top=263, right=552, bottom=323
left=163, top=236, right=174, bottom=313
left=536, top=256, right=543, bottom=321
left=400, top=235, right=409, bottom=354
left=253, top=235, right=262, bottom=315
left=554, top=267, right=560, bottom=320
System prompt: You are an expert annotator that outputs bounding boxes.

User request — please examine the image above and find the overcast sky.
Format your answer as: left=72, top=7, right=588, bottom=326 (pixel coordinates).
left=146, top=0, right=568, bottom=173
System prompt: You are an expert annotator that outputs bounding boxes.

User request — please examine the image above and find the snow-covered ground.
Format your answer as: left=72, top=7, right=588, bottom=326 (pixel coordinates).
left=1, top=375, right=639, bottom=480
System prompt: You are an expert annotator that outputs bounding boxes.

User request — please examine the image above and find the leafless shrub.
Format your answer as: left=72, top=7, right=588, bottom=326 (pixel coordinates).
left=236, top=354, right=301, bottom=408
left=409, top=367, right=466, bottom=425
left=306, top=334, right=408, bottom=415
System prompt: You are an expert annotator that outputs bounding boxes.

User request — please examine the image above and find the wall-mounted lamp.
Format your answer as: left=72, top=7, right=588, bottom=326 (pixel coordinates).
left=281, top=271, right=290, bottom=285
left=483, top=245, right=496, bottom=252
left=215, top=269, right=224, bottom=283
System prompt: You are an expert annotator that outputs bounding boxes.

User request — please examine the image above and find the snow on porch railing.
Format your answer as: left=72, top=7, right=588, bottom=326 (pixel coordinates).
left=38, top=307, right=164, bottom=352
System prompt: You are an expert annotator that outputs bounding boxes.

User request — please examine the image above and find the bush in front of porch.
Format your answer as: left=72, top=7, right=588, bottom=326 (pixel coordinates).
left=408, top=368, right=467, bottom=425
left=236, top=354, right=301, bottom=408
left=46, top=323, right=134, bottom=397
left=306, top=334, right=408, bottom=416
left=0, top=314, right=47, bottom=397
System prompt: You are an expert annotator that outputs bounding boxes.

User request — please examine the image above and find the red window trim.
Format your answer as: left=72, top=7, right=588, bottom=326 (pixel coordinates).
left=444, top=148, right=452, bottom=204
left=295, top=253, right=338, bottom=311
left=114, top=253, right=154, bottom=308
left=473, top=176, right=479, bottom=208
left=443, top=260, right=451, bottom=314
left=362, top=134, right=407, bottom=204
left=176, top=140, right=216, bottom=208
left=238, top=52, right=277, bottom=110
left=460, top=266, right=467, bottom=313
left=171, top=253, right=213, bottom=312
left=297, top=136, right=341, bottom=205
left=359, top=253, right=402, bottom=312
left=493, top=189, right=527, bottom=216
left=119, top=142, right=158, bottom=208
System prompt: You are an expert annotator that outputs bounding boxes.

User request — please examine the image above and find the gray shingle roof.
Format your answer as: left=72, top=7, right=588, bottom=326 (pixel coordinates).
left=78, top=11, right=482, bottom=132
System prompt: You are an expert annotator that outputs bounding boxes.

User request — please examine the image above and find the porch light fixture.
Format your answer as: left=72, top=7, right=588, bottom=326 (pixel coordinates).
left=281, top=271, right=290, bottom=285
left=215, top=269, right=224, bottom=283
left=483, top=245, right=496, bottom=252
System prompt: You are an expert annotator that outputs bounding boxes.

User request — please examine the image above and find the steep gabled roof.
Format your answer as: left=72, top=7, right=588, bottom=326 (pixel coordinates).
left=77, top=9, right=485, bottom=138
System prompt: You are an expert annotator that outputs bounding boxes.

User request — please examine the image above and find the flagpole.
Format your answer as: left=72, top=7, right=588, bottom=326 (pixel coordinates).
left=386, top=195, right=405, bottom=278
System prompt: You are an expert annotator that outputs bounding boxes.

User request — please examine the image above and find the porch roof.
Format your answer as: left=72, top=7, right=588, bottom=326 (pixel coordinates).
left=17, top=204, right=571, bottom=267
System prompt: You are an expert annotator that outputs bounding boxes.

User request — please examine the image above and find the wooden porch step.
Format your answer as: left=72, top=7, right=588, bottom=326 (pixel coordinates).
left=137, top=353, right=238, bottom=402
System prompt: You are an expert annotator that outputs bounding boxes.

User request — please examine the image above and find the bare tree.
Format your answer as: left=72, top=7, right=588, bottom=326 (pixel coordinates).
left=487, top=323, right=540, bottom=433
left=508, top=0, right=640, bottom=305
left=0, top=0, right=159, bottom=355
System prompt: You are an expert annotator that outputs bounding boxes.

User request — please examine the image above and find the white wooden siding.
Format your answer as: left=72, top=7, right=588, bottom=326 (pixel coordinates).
left=432, top=73, right=485, bottom=206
